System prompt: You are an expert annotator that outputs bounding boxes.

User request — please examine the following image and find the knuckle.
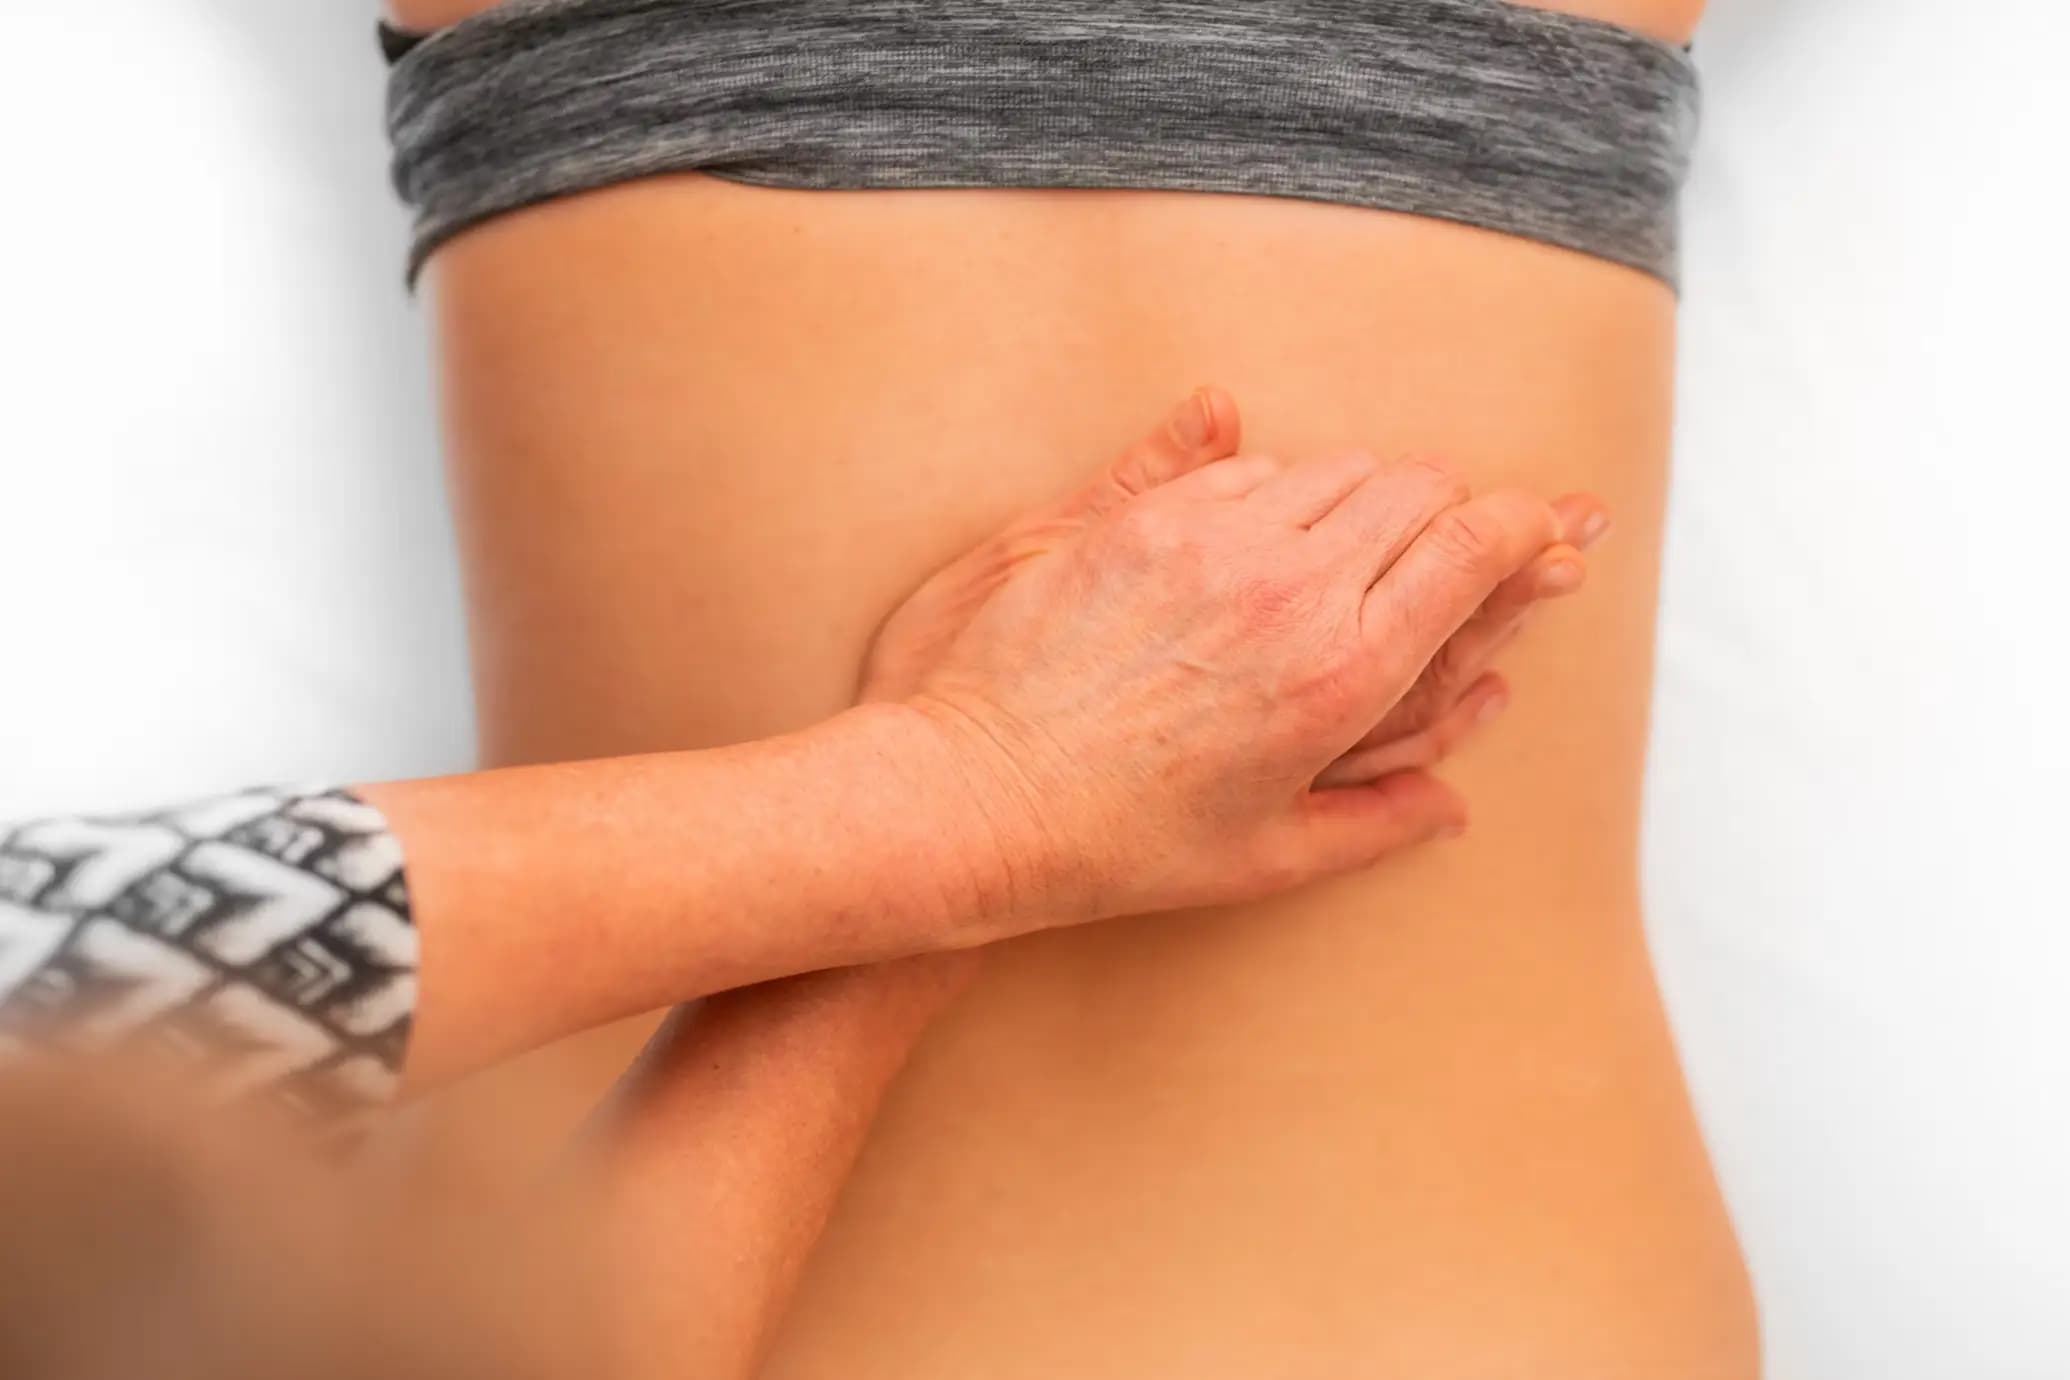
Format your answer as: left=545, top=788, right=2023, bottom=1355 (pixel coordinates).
left=1115, top=501, right=1193, bottom=559
left=1299, top=624, right=1373, bottom=714
left=1486, top=487, right=1557, bottom=540
left=1098, top=458, right=1149, bottom=505
left=1200, top=453, right=1280, bottom=497
left=1424, top=504, right=1506, bottom=572
left=1383, top=683, right=1440, bottom=740
left=1335, top=448, right=1382, bottom=480
left=1420, top=639, right=1467, bottom=693
left=1399, top=455, right=1470, bottom=504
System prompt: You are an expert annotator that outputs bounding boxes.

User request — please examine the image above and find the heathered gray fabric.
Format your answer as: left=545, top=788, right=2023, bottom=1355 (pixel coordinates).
left=385, top=0, right=1699, bottom=286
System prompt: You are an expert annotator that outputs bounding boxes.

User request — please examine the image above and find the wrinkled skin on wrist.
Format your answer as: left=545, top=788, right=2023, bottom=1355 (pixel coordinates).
left=862, top=388, right=1606, bottom=940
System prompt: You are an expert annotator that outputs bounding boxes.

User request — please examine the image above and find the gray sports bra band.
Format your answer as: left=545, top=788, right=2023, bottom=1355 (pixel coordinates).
left=384, top=0, right=1699, bottom=287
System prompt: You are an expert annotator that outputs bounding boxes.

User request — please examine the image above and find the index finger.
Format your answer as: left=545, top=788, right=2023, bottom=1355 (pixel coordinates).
left=1357, top=490, right=1560, bottom=705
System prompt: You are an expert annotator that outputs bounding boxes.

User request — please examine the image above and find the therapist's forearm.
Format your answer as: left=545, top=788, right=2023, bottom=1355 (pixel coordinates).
left=574, top=955, right=977, bottom=1380
left=358, top=701, right=1015, bottom=1090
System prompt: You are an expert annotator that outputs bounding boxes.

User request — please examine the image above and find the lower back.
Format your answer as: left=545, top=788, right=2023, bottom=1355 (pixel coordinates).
left=423, top=176, right=1756, bottom=1377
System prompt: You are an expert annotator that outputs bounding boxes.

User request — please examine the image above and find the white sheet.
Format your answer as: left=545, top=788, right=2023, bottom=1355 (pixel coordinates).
left=1, top=3, right=2064, bottom=1375
left=0, top=2, right=472, bottom=814
left=1653, top=3, right=2070, bottom=1373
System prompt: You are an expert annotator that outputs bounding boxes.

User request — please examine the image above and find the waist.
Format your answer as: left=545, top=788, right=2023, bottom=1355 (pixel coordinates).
left=386, top=0, right=1699, bottom=286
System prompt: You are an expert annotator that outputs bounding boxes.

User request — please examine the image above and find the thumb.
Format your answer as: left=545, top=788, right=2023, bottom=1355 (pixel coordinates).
left=1067, top=386, right=1243, bottom=519
left=1279, top=770, right=1467, bottom=879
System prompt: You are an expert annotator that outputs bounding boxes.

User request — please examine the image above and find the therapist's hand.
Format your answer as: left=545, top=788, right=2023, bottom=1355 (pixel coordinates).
left=865, top=388, right=1605, bottom=939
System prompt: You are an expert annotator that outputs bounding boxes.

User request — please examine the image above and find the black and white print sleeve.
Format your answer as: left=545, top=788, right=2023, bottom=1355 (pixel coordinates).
left=0, top=786, right=416, bottom=1116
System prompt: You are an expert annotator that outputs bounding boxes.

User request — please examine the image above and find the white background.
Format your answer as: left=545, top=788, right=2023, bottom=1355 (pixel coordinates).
left=1, top=3, right=2065, bottom=1376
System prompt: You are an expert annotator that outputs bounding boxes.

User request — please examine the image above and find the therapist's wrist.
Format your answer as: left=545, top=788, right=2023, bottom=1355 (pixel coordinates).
left=835, top=699, right=1083, bottom=951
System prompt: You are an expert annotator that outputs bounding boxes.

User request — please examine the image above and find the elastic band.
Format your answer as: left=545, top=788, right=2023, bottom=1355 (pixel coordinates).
left=386, top=0, right=1698, bottom=286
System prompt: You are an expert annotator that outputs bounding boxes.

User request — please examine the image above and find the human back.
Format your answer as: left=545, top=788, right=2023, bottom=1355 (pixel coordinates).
left=391, top=0, right=1757, bottom=1373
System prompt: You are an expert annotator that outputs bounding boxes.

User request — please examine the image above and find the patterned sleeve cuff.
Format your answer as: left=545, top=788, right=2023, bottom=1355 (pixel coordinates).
left=0, top=785, right=417, bottom=1117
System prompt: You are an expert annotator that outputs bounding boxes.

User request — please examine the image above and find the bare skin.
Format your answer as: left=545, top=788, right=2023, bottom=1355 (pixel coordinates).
left=574, top=397, right=1601, bottom=1379
left=0, top=400, right=1599, bottom=1380
left=360, top=402, right=1591, bottom=1089
left=387, top=0, right=1757, bottom=1375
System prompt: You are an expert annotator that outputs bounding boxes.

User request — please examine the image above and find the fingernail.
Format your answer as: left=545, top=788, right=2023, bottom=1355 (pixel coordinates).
left=1537, top=559, right=1584, bottom=595
left=1578, top=513, right=1612, bottom=549
left=1171, top=389, right=1213, bottom=448
left=1476, top=688, right=1509, bottom=724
